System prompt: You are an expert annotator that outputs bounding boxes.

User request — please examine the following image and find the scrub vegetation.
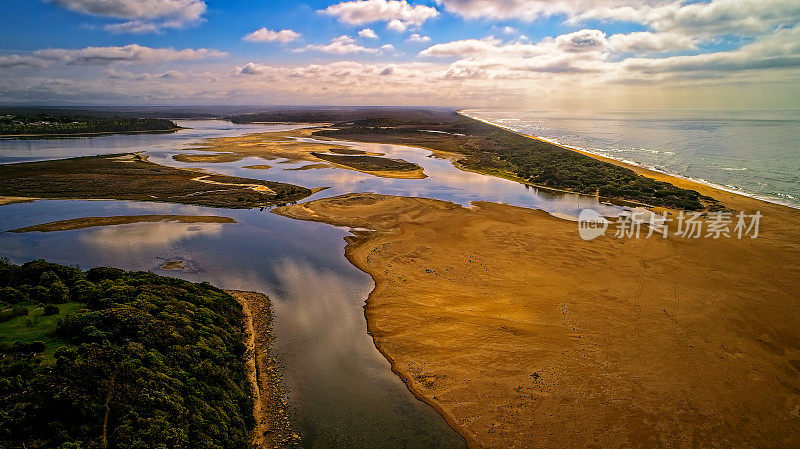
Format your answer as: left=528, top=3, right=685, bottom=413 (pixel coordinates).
left=0, top=113, right=179, bottom=136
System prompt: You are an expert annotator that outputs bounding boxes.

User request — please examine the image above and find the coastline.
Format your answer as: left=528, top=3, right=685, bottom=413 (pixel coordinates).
left=458, top=110, right=800, bottom=211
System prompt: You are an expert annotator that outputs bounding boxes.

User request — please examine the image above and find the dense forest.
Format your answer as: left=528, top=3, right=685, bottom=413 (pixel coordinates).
left=0, top=260, right=253, bottom=449
left=0, top=114, right=179, bottom=136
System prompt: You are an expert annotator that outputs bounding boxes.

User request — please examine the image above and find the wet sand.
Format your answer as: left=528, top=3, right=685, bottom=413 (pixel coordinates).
left=275, top=193, right=800, bottom=448
left=10, top=214, right=236, bottom=232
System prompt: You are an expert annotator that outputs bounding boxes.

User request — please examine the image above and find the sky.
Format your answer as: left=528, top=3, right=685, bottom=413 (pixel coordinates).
left=1, top=0, right=799, bottom=109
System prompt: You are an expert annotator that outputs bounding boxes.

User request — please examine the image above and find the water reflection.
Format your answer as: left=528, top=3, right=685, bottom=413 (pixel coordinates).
left=0, top=200, right=465, bottom=448
left=146, top=130, right=624, bottom=219
left=0, top=120, right=310, bottom=164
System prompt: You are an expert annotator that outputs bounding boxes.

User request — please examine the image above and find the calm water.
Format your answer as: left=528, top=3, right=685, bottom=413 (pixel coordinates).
left=467, top=109, right=800, bottom=208
left=0, top=120, right=628, bottom=448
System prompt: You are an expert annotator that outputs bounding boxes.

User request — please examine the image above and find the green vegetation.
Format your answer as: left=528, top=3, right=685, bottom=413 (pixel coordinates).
left=0, top=153, right=312, bottom=208
left=0, top=260, right=253, bottom=449
left=311, top=152, right=422, bottom=173
left=0, top=113, right=179, bottom=136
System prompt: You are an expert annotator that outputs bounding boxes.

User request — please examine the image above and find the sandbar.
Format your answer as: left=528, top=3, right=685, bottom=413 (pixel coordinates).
left=275, top=193, right=800, bottom=448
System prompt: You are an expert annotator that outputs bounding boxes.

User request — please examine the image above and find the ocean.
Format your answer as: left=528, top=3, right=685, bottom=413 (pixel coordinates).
left=466, top=109, right=800, bottom=208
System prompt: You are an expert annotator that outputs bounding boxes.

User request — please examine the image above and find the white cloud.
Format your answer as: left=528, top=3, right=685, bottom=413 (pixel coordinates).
left=244, top=28, right=301, bottom=43
left=502, top=26, right=516, bottom=34
left=358, top=28, right=379, bottom=39
left=436, top=0, right=800, bottom=39
left=31, top=44, right=227, bottom=66
left=407, top=33, right=431, bottom=43
left=321, top=0, right=439, bottom=31
left=295, top=35, right=381, bottom=54
left=49, top=0, right=206, bottom=33
left=623, top=26, right=800, bottom=74
left=386, top=19, right=407, bottom=32
left=106, top=68, right=186, bottom=80
left=573, top=0, right=800, bottom=37
left=420, top=36, right=503, bottom=58
left=103, top=21, right=160, bottom=34
left=607, top=31, right=696, bottom=54
left=0, top=55, right=49, bottom=70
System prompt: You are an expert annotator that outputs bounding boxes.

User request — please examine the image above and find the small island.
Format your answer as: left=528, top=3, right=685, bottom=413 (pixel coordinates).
left=0, top=153, right=312, bottom=208
left=0, top=113, right=181, bottom=137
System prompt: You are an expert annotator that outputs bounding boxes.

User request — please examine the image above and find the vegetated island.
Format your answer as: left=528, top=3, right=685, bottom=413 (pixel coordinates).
left=230, top=108, right=719, bottom=210
left=0, top=260, right=297, bottom=448
left=0, top=113, right=181, bottom=137
left=275, top=192, right=800, bottom=448
left=0, top=153, right=312, bottom=208
left=173, top=128, right=426, bottom=179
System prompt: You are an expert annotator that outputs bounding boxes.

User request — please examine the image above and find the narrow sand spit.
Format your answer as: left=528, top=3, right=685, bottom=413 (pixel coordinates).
left=10, top=215, right=236, bottom=232
left=191, top=175, right=276, bottom=195
left=0, top=196, right=36, bottom=206
left=227, top=290, right=300, bottom=448
left=275, top=193, right=800, bottom=448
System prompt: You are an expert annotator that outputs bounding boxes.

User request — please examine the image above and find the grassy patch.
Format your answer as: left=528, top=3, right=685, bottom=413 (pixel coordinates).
left=0, top=302, right=83, bottom=363
left=311, top=152, right=421, bottom=173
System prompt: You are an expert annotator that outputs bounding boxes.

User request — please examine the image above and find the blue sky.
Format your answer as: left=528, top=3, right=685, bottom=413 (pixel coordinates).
left=1, top=1, right=645, bottom=61
left=1, top=0, right=799, bottom=108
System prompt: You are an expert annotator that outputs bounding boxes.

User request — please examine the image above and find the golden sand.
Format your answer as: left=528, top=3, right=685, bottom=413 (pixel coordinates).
left=275, top=191, right=800, bottom=448
left=0, top=196, right=37, bottom=206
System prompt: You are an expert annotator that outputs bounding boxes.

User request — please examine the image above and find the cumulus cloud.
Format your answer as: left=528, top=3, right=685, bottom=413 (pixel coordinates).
left=294, top=35, right=382, bottom=54
left=407, top=33, right=431, bottom=43
left=358, top=28, right=379, bottom=39
left=244, top=28, right=301, bottom=43
left=49, top=0, right=206, bottom=33
left=573, top=0, right=800, bottom=37
left=321, top=0, right=439, bottom=31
